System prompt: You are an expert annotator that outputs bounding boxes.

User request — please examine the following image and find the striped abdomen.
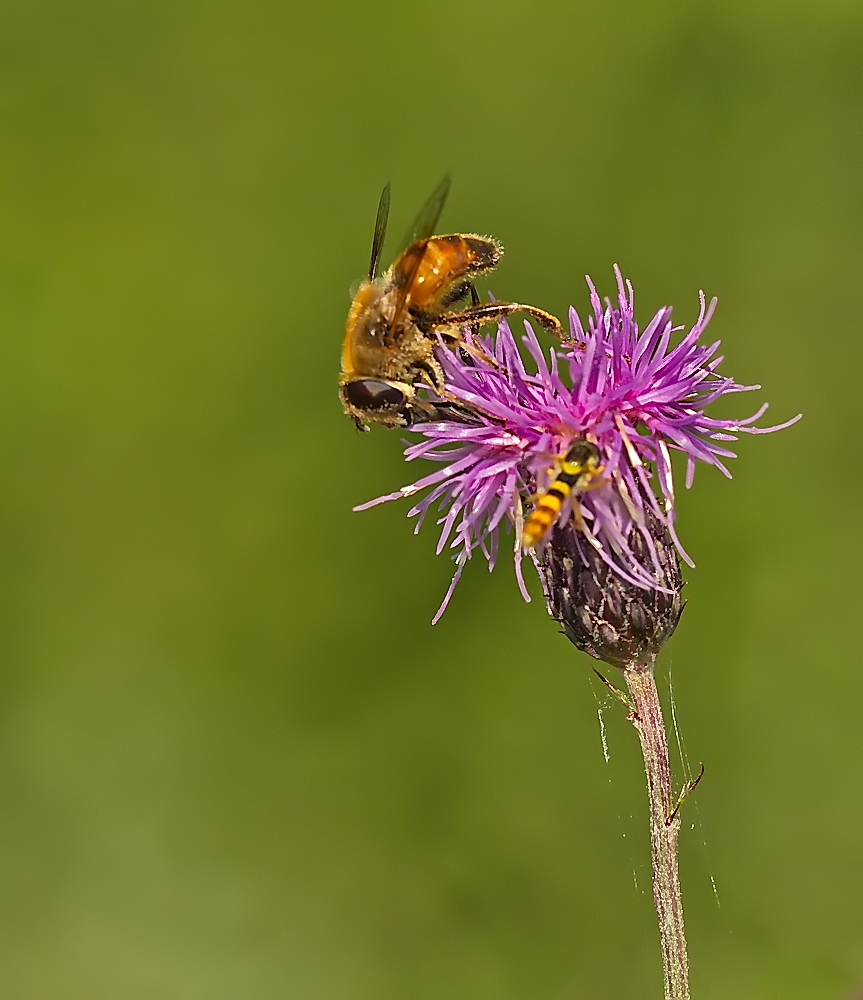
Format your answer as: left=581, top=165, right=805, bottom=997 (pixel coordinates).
left=392, top=234, right=502, bottom=314
left=522, top=442, right=603, bottom=547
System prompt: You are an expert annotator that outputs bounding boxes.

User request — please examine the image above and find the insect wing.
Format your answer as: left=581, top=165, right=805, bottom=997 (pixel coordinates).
left=385, top=176, right=450, bottom=342
left=367, top=181, right=391, bottom=280
left=398, top=175, right=451, bottom=251
left=385, top=240, right=430, bottom=344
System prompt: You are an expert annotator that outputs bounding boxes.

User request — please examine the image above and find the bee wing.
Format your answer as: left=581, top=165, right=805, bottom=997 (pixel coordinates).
left=385, top=239, right=430, bottom=345
left=368, top=181, right=391, bottom=280
left=399, top=175, right=451, bottom=251
left=383, top=176, right=450, bottom=344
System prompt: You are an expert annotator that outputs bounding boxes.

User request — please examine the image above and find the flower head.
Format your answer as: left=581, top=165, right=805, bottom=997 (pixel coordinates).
left=356, top=267, right=800, bottom=623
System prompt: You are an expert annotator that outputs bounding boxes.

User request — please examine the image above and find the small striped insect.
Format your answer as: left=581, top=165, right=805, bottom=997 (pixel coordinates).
left=522, top=441, right=604, bottom=547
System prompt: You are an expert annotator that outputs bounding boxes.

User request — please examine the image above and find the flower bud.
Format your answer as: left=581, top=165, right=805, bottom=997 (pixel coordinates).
left=540, top=502, right=684, bottom=668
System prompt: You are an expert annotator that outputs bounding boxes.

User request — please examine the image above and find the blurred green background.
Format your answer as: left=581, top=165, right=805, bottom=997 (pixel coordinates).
left=0, top=0, right=858, bottom=997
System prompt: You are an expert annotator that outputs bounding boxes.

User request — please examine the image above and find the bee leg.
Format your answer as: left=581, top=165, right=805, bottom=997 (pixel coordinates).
left=463, top=285, right=482, bottom=362
left=413, top=359, right=444, bottom=388
left=434, top=280, right=477, bottom=313
left=400, top=360, right=482, bottom=425
left=405, top=396, right=483, bottom=426
left=425, top=402, right=483, bottom=425
left=442, top=301, right=565, bottom=342
left=407, top=362, right=486, bottom=426
left=435, top=387, right=506, bottom=426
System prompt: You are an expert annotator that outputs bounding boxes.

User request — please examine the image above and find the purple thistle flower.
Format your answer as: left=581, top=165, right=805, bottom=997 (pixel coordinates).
left=356, top=267, right=801, bottom=624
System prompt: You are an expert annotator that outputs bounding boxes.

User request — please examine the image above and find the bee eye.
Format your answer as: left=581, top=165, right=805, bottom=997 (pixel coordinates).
left=344, top=379, right=406, bottom=411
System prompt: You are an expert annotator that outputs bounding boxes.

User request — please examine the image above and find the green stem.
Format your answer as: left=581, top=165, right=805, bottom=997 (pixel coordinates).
left=622, top=657, right=690, bottom=1000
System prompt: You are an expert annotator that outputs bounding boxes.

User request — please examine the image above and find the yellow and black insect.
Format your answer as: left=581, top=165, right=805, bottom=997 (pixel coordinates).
left=522, top=441, right=604, bottom=547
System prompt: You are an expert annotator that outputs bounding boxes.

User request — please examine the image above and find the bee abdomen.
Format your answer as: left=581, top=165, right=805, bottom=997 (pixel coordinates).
left=431, top=234, right=501, bottom=275
left=460, top=235, right=502, bottom=271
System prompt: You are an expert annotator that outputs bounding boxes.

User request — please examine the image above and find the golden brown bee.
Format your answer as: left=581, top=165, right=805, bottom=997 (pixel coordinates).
left=340, top=177, right=563, bottom=430
left=522, top=441, right=604, bottom=547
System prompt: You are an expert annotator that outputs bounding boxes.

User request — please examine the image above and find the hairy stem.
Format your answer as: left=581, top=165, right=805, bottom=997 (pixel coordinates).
left=623, top=657, right=690, bottom=1000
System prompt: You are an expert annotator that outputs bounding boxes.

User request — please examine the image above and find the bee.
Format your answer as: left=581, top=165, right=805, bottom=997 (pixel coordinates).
left=340, top=177, right=564, bottom=430
left=522, top=441, right=604, bottom=547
